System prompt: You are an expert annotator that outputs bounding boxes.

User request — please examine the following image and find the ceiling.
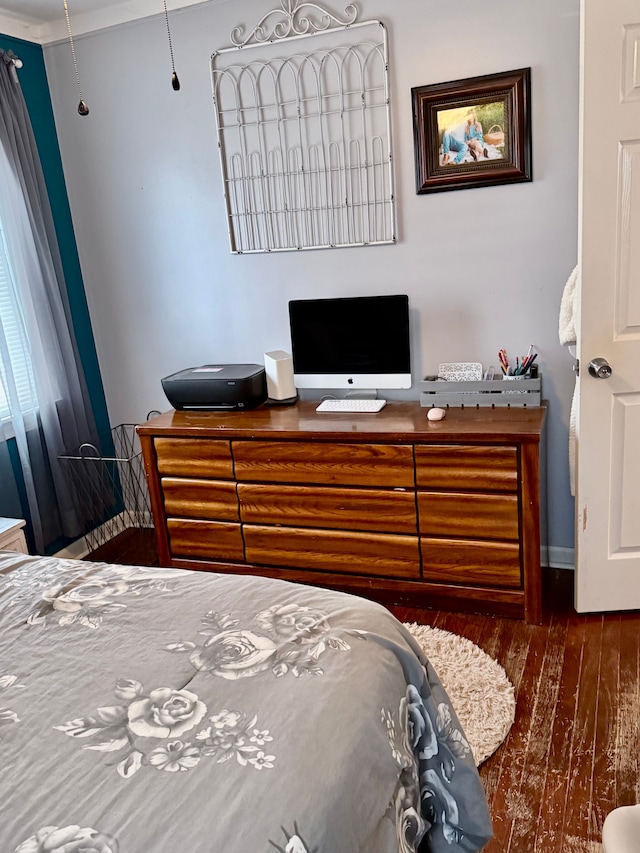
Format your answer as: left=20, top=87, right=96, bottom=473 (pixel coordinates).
left=0, top=0, right=214, bottom=44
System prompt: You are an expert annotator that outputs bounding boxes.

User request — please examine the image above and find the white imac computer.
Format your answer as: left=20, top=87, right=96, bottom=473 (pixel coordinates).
left=288, top=294, right=412, bottom=392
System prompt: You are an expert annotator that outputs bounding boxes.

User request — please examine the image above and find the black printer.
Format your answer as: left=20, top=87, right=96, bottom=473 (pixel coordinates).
left=161, top=364, right=267, bottom=410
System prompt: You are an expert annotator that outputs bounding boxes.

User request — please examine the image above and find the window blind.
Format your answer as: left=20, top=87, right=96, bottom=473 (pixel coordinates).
left=0, top=220, right=38, bottom=422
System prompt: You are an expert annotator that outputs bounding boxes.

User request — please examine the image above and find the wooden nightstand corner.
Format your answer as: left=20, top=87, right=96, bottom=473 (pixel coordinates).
left=0, top=517, right=29, bottom=554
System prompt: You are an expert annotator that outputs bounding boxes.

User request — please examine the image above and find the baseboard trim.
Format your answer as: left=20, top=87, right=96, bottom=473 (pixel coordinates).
left=542, top=545, right=575, bottom=571
left=53, top=538, right=90, bottom=560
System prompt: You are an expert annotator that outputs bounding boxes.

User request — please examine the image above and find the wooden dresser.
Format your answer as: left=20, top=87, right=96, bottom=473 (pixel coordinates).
left=137, top=403, right=546, bottom=623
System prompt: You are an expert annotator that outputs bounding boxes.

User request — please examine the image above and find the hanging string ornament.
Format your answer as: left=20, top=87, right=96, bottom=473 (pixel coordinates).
left=163, top=1, right=180, bottom=91
left=62, top=0, right=89, bottom=115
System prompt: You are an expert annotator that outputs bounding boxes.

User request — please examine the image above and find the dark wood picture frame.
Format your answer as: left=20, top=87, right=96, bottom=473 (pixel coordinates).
left=411, top=67, right=532, bottom=194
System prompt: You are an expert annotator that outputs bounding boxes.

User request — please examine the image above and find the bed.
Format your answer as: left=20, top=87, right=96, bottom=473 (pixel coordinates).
left=0, top=550, right=492, bottom=853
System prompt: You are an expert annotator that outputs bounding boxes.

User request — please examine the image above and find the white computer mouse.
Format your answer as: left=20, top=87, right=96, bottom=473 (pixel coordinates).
left=427, top=407, right=447, bottom=421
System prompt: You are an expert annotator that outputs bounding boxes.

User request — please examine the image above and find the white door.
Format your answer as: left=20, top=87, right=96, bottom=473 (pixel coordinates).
left=576, top=0, right=640, bottom=611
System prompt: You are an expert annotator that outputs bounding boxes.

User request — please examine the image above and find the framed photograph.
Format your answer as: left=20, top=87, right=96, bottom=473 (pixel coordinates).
left=411, top=67, right=532, bottom=194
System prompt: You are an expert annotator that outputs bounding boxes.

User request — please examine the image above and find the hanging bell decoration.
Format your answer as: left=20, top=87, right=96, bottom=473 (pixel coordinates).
left=164, top=1, right=181, bottom=91
left=62, top=0, right=89, bottom=116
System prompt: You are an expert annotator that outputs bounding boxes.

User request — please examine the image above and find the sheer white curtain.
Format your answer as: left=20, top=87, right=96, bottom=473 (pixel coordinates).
left=0, top=49, right=98, bottom=552
left=0, top=205, right=38, bottom=423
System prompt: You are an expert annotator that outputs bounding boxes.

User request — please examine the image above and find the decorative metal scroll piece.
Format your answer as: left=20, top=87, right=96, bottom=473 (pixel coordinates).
left=230, top=0, right=358, bottom=47
left=211, top=2, right=396, bottom=253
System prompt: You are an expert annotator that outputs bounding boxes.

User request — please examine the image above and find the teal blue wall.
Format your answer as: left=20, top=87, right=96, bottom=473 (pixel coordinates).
left=0, top=33, right=110, bottom=549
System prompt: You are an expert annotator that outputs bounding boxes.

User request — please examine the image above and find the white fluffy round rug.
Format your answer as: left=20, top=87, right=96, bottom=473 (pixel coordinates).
left=403, top=622, right=516, bottom=766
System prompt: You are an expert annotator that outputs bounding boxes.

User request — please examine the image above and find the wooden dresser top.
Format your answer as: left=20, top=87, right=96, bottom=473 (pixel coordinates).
left=138, top=402, right=547, bottom=443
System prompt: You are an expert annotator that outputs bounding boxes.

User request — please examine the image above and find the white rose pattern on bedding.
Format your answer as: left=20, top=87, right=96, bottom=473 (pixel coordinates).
left=166, top=603, right=366, bottom=679
left=25, top=567, right=179, bottom=629
left=54, top=604, right=360, bottom=779
left=269, top=824, right=313, bottom=852
left=3, top=557, right=180, bottom=629
left=55, top=677, right=275, bottom=779
left=54, top=603, right=360, bottom=778
left=0, top=672, right=24, bottom=739
left=12, top=824, right=118, bottom=853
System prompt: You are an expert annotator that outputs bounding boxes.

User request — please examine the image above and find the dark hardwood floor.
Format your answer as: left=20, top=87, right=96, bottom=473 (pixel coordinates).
left=85, top=526, right=159, bottom=567
left=87, top=532, right=637, bottom=852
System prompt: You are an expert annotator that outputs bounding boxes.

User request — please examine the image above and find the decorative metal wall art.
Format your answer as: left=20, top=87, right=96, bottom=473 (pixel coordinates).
left=210, top=1, right=396, bottom=253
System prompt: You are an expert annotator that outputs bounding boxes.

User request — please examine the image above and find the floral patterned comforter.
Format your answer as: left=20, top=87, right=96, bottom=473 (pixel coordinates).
left=0, top=550, right=492, bottom=853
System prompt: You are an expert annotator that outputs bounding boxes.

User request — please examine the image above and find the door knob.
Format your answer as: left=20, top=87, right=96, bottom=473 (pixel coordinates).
left=588, top=357, right=612, bottom=379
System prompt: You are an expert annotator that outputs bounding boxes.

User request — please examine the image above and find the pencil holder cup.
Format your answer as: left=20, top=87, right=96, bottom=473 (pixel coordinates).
left=503, top=375, right=527, bottom=393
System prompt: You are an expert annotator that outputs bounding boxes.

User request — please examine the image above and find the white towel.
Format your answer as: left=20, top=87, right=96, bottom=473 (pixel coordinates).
left=559, top=265, right=578, bottom=346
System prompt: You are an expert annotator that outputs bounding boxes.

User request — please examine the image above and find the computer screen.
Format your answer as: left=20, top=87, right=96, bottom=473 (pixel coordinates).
left=288, top=294, right=411, bottom=390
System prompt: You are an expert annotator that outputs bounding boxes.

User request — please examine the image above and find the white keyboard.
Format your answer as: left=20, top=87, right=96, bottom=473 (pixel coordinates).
left=315, top=398, right=387, bottom=413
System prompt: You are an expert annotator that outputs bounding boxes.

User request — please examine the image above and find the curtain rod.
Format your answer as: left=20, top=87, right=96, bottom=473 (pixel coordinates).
left=1, top=50, right=23, bottom=81
left=1, top=50, right=23, bottom=68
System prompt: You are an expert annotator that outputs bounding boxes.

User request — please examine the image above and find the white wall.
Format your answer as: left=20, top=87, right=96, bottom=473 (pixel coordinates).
left=43, top=0, right=580, bottom=554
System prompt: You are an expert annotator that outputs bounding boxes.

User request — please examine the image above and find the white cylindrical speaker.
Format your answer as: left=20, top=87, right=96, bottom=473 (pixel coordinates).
left=264, top=350, right=297, bottom=402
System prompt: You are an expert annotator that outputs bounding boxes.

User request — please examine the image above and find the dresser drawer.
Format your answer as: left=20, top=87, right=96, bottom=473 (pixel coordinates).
left=167, top=519, right=244, bottom=560
left=233, top=441, right=414, bottom=487
left=238, top=484, right=416, bottom=533
left=154, top=438, right=234, bottom=478
left=244, top=525, right=421, bottom=578
left=162, top=478, right=239, bottom=521
left=415, top=445, right=518, bottom=492
left=421, top=537, right=521, bottom=588
left=418, top=491, right=519, bottom=540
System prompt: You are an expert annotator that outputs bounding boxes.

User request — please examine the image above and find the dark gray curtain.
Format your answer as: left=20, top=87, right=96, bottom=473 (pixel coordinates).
left=0, top=440, right=23, bottom=519
left=0, top=49, right=99, bottom=552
